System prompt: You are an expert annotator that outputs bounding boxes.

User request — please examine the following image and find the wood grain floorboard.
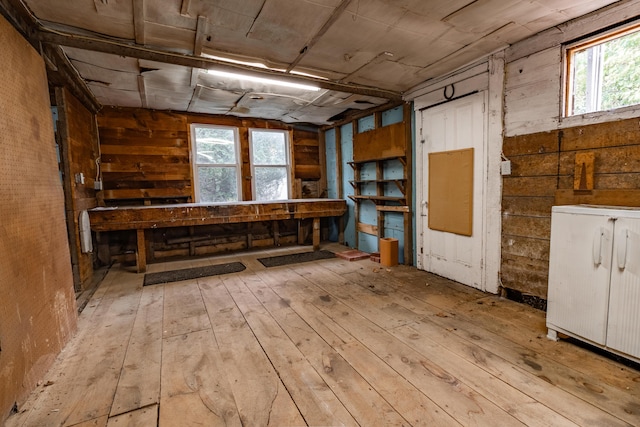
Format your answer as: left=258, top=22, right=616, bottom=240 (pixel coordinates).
left=6, top=243, right=640, bottom=427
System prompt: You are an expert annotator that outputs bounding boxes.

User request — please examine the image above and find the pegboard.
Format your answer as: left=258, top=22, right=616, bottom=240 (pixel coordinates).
left=0, top=15, right=77, bottom=422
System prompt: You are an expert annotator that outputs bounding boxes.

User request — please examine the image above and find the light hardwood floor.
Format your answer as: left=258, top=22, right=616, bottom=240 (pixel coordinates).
left=6, top=243, right=640, bottom=426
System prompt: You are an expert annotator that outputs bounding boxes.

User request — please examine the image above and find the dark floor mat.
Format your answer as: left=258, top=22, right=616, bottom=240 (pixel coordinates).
left=143, top=262, right=246, bottom=286
left=258, top=250, right=335, bottom=268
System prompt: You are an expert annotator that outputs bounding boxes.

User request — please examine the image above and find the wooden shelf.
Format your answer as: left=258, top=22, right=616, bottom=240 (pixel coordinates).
left=376, top=205, right=410, bottom=213
left=349, top=179, right=406, bottom=194
left=348, top=156, right=406, bottom=168
left=349, top=179, right=406, bottom=184
left=348, top=195, right=406, bottom=204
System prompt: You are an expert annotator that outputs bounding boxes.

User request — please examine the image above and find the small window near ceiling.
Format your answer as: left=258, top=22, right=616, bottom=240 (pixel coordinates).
left=250, top=129, right=290, bottom=201
left=191, top=124, right=241, bottom=203
left=566, top=23, right=640, bottom=116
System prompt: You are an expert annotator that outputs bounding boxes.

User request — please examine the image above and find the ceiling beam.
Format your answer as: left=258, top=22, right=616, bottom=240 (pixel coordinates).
left=133, top=0, right=145, bottom=45
left=286, top=0, right=353, bottom=73
left=190, top=15, right=207, bottom=87
left=44, top=45, right=102, bottom=113
left=180, top=0, right=190, bottom=16
left=193, top=15, right=207, bottom=56
left=36, top=27, right=402, bottom=101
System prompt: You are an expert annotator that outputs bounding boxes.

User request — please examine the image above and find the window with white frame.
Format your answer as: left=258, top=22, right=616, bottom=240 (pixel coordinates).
left=250, top=129, right=290, bottom=201
left=191, top=124, right=241, bottom=203
left=566, top=23, right=640, bottom=116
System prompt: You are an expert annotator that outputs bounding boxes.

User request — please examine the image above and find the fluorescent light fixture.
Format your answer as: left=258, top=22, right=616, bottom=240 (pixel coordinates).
left=204, top=54, right=327, bottom=79
left=208, top=69, right=320, bottom=91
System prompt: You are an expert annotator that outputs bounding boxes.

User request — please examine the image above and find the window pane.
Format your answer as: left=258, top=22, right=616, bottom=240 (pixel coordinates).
left=195, top=127, right=236, bottom=164
left=601, top=32, right=640, bottom=111
left=254, top=167, right=288, bottom=201
left=570, top=29, right=640, bottom=115
left=252, top=131, right=287, bottom=165
left=197, top=166, right=238, bottom=203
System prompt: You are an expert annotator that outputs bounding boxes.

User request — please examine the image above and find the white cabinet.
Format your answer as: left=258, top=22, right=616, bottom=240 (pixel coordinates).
left=546, top=205, right=640, bottom=363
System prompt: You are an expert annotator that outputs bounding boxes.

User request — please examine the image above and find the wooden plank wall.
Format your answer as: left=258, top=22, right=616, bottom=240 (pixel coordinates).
left=501, top=130, right=559, bottom=299
left=98, top=108, right=192, bottom=203
left=56, top=87, right=99, bottom=288
left=293, top=129, right=323, bottom=197
left=97, top=107, right=323, bottom=204
left=501, top=6, right=640, bottom=301
left=501, top=118, right=640, bottom=299
left=0, top=15, right=77, bottom=425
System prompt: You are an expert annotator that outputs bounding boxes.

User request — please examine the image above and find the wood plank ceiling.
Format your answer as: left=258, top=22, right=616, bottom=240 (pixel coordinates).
left=23, top=0, right=622, bottom=124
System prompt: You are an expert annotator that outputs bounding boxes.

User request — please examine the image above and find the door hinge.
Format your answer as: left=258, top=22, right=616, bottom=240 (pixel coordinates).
left=482, top=102, right=486, bottom=113
left=420, top=247, right=423, bottom=254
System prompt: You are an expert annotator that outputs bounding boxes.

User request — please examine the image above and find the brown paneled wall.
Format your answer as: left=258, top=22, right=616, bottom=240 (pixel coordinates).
left=98, top=108, right=192, bottom=203
left=0, top=15, right=77, bottom=424
left=97, top=107, right=323, bottom=204
left=55, top=87, right=100, bottom=288
left=501, top=117, right=640, bottom=300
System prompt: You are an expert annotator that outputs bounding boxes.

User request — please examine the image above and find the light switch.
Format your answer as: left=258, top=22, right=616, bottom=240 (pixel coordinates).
left=501, top=160, right=511, bottom=176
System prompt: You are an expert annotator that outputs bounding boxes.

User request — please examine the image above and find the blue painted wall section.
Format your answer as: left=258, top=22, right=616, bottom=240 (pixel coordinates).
left=340, top=123, right=356, bottom=248
left=324, top=128, right=339, bottom=241
left=324, top=105, right=409, bottom=263
left=358, top=108, right=405, bottom=255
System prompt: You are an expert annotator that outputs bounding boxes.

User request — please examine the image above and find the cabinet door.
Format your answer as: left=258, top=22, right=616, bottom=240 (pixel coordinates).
left=606, top=216, right=640, bottom=358
left=546, top=211, right=613, bottom=345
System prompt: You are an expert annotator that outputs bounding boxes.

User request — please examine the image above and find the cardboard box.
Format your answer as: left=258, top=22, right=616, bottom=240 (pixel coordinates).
left=379, top=238, right=398, bottom=267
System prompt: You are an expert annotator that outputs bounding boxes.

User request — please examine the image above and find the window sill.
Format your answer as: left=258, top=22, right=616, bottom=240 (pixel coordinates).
left=560, top=104, right=640, bottom=129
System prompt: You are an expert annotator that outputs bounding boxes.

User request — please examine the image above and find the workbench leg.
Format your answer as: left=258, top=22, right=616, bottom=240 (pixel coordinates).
left=136, top=228, right=147, bottom=273
left=313, top=217, right=320, bottom=250
left=273, top=221, right=280, bottom=246
left=298, top=220, right=305, bottom=245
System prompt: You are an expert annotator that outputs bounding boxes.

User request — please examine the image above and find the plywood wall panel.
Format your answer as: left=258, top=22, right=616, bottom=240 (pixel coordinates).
left=0, top=15, right=77, bottom=424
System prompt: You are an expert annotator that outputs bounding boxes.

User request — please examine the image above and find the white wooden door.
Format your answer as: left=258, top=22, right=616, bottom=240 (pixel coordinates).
left=418, top=92, right=485, bottom=289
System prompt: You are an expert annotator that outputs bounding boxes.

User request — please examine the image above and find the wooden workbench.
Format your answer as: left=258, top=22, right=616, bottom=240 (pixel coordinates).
left=88, top=199, right=347, bottom=272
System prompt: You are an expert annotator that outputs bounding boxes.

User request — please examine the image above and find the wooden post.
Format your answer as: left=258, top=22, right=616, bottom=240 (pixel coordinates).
left=313, top=217, right=321, bottom=250
left=188, top=226, right=196, bottom=256
left=376, top=160, right=385, bottom=243
left=273, top=220, right=280, bottom=246
left=403, top=102, right=413, bottom=266
left=298, top=219, right=305, bottom=245
left=352, top=120, right=360, bottom=250
left=136, top=228, right=147, bottom=273
left=336, top=126, right=345, bottom=245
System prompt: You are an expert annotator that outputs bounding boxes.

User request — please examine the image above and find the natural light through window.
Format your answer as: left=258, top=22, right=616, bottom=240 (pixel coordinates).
left=192, top=124, right=240, bottom=203
left=250, top=129, right=290, bottom=201
left=566, top=24, right=640, bottom=116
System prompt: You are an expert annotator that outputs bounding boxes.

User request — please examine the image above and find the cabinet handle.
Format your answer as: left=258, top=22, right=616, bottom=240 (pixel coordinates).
left=617, top=229, right=629, bottom=270
left=593, top=227, right=603, bottom=266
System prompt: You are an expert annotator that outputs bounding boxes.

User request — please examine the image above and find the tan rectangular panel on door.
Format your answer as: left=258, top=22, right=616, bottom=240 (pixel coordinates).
left=428, top=148, right=474, bottom=236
